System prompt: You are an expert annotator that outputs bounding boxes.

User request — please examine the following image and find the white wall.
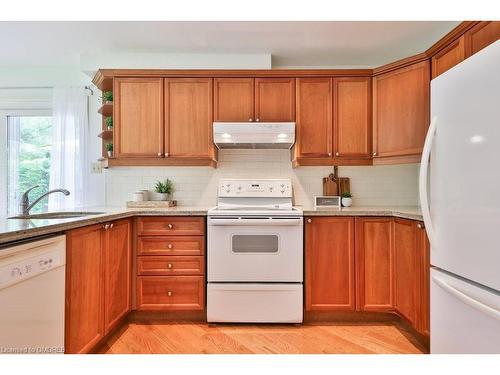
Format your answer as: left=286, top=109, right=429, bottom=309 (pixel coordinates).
left=105, top=150, right=419, bottom=208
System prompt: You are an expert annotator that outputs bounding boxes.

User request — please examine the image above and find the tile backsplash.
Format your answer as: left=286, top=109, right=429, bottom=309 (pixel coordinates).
left=105, top=150, right=419, bottom=207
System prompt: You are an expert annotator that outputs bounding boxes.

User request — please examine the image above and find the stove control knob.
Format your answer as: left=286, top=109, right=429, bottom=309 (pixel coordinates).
left=237, top=186, right=242, bottom=191
left=269, top=186, right=274, bottom=192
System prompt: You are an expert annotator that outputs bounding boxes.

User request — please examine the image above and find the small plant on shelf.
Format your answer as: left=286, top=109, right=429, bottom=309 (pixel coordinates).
left=105, top=142, right=113, bottom=158
left=105, top=116, right=113, bottom=130
left=341, top=192, right=352, bottom=207
left=103, top=91, right=113, bottom=103
left=151, top=179, right=174, bottom=201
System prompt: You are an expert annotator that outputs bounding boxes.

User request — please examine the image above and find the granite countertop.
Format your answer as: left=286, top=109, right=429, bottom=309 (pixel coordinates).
left=0, top=206, right=211, bottom=246
left=300, top=206, right=423, bottom=221
left=0, top=205, right=422, bottom=246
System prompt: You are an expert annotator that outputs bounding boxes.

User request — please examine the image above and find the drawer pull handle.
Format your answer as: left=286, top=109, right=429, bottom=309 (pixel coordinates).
left=168, top=263, right=173, bottom=269
left=167, top=224, right=173, bottom=229
left=167, top=291, right=172, bottom=297
left=168, top=244, right=173, bottom=249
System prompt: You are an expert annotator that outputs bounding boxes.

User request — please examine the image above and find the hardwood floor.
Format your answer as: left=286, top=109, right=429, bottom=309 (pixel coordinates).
left=98, top=321, right=427, bottom=354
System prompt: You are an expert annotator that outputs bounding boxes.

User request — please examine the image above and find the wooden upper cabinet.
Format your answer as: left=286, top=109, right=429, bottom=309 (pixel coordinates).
left=65, top=225, right=104, bottom=354
left=295, top=78, right=333, bottom=159
left=114, top=78, right=164, bottom=158
left=213, top=78, right=254, bottom=122
left=432, top=35, right=466, bottom=79
left=164, top=78, right=215, bottom=159
left=255, top=78, right=295, bottom=121
left=393, top=218, right=419, bottom=325
left=465, top=21, right=500, bottom=56
left=373, top=60, right=430, bottom=161
left=305, top=217, right=355, bottom=311
left=103, top=219, right=131, bottom=334
left=355, top=217, right=394, bottom=312
left=333, top=77, right=371, bottom=159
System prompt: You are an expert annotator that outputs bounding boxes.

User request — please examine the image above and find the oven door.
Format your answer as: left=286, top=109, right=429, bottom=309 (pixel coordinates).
left=207, top=216, right=303, bottom=282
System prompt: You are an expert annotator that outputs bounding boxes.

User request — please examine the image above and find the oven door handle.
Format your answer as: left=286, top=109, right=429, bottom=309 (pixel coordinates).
left=208, top=218, right=303, bottom=226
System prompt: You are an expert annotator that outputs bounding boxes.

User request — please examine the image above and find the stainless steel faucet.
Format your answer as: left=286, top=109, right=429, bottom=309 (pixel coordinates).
left=19, top=185, right=70, bottom=216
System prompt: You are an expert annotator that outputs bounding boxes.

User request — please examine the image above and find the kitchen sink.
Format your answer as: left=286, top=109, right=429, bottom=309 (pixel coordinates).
left=9, top=211, right=106, bottom=220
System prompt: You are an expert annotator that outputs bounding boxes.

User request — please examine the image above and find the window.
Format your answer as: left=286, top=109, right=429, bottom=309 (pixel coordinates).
left=1, top=111, right=52, bottom=216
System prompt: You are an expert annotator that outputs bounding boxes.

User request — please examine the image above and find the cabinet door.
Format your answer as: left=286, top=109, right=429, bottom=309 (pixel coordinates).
left=373, top=60, right=430, bottom=160
left=114, top=78, right=164, bottom=158
left=333, top=77, right=371, bottom=159
left=103, top=219, right=131, bottom=334
left=465, top=21, right=500, bottom=56
left=416, top=222, right=430, bottom=338
left=305, top=217, right=355, bottom=311
left=295, top=78, right=333, bottom=159
left=431, top=35, right=466, bottom=79
left=355, top=217, right=393, bottom=311
left=65, top=225, right=104, bottom=354
left=213, top=78, right=254, bottom=121
left=164, top=78, right=214, bottom=158
left=393, top=218, right=418, bottom=325
left=255, top=78, right=295, bottom=121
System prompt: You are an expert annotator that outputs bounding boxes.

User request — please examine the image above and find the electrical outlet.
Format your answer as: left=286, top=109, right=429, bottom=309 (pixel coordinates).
left=91, top=162, right=102, bottom=174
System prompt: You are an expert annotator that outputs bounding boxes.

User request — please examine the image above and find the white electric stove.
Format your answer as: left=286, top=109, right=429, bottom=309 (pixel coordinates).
left=207, top=179, right=303, bottom=323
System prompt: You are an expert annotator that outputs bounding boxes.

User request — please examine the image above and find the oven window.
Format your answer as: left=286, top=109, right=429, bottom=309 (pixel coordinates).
left=232, top=235, right=279, bottom=253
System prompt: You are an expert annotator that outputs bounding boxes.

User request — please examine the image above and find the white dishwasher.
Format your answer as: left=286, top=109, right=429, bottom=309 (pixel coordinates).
left=0, top=235, right=66, bottom=354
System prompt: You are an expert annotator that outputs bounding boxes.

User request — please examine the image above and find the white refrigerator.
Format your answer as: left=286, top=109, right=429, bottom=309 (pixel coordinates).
left=419, top=40, right=500, bottom=354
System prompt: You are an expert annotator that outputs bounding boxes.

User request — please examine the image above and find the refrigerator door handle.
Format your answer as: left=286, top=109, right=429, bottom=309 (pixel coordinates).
left=432, top=274, right=500, bottom=322
left=419, top=116, right=437, bottom=248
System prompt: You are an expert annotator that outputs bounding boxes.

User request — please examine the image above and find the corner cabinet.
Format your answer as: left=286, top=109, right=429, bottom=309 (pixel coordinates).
left=114, top=78, right=164, bottom=158
left=305, top=217, right=356, bottom=311
left=65, top=219, right=131, bottom=354
left=372, top=60, right=430, bottom=164
left=431, top=35, right=466, bottom=79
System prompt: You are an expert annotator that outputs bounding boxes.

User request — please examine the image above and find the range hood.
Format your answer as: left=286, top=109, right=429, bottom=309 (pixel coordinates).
left=213, top=122, right=295, bottom=149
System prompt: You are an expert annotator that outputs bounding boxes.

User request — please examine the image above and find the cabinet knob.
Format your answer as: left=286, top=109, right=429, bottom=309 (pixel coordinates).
left=103, top=224, right=110, bottom=230
left=168, top=243, right=173, bottom=249
left=335, top=152, right=340, bottom=156
left=307, top=218, right=312, bottom=223
left=256, top=118, right=260, bottom=122
left=165, top=152, right=169, bottom=157
left=168, top=263, right=173, bottom=269
left=248, top=118, right=253, bottom=122
left=373, top=152, right=377, bottom=156
left=167, top=224, right=173, bottom=229
left=328, top=152, right=332, bottom=157
left=109, top=223, right=114, bottom=229
left=167, top=291, right=172, bottom=297
left=157, top=152, right=162, bottom=157
left=417, top=223, right=424, bottom=229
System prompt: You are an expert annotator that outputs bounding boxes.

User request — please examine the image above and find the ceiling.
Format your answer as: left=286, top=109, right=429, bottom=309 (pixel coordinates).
left=0, top=21, right=460, bottom=68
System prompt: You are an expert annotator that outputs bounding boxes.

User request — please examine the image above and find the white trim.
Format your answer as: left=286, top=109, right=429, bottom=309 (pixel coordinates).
left=0, top=109, right=52, bottom=217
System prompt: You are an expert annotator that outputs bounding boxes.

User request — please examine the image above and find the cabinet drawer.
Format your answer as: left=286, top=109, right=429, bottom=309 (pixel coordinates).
left=137, top=236, right=205, bottom=256
left=137, top=256, right=204, bottom=276
left=137, top=217, right=205, bottom=236
left=137, top=276, right=205, bottom=310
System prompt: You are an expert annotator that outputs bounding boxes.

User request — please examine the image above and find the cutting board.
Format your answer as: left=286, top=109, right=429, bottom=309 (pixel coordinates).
left=323, top=173, right=338, bottom=196
left=338, top=177, right=351, bottom=197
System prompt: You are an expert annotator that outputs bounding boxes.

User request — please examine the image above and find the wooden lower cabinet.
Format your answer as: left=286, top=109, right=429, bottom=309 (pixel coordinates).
left=65, top=225, right=104, bottom=354
left=135, top=216, right=206, bottom=312
left=355, top=217, right=394, bottom=311
left=417, top=222, right=430, bottom=338
left=65, top=219, right=132, bottom=354
left=137, top=276, right=204, bottom=310
left=305, top=217, right=356, bottom=311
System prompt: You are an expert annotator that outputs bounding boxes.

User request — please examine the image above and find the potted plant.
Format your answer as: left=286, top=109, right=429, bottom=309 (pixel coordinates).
left=103, top=91, right=113, bottom=103
left=150, top=179, right=174, bottom=201
left=105, top=143, right=113, bottom=158
left=341, top=192, right=353, bottom=207
left=105, top=116, right=113, bottom=130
